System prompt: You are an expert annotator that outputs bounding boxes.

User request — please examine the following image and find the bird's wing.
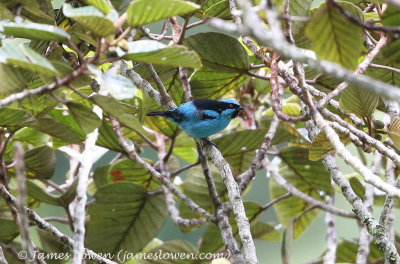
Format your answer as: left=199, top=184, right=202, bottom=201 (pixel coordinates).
left=197, top=110, right=218, bottom=120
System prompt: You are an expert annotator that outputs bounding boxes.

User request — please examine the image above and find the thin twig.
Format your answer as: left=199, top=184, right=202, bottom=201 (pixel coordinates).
left=260, top=193, right=291, bottom=211
left=14, top=142, right=37, bottom=264
left=0, top=185, right=117, bottom=264
left=0, top=65, right=87, bottom=108
left=370, top=64, right=400, bottom=74
left=265, top=160, right=354, bottom=218
left=246, top=70, right=270, bottom=80
left=328, top=0, right=400, bottom=34
left=323, top=184, right=336, bottom=264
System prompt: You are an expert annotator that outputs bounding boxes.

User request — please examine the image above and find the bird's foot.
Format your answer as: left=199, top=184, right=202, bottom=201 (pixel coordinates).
left=200, top=137, right=218, bottom=149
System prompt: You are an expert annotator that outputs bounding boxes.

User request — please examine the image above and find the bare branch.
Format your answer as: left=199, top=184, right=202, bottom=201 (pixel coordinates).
left=328, top=0, right=400, bottom=34
left=356, top=152, right=381, bottom=264
left=305, top=120, right=400, bottom=264
left=144, top=63, right=177, bottom=109
left=73, top=106, right=101, bottom=264
left=0, top=65, right=87, bottom=108
left=260, top=193, right=291, bottom=211
left=14, top=142, right=37, bottom=264
left=200, top=140, right=259, bottom=264
left=120, top=62, right=174, bottom=109
left=197, top=144, right=244, bottom=264
left=0, top=185, right=117, bottom=264
left=370, top=64, right=400, bottom=74
left=323, top=187, right=337, bottom=264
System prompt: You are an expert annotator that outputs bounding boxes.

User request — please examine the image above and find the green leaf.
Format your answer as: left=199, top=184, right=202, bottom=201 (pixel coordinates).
left=0, top=39, right=58, bottom=76
left=366, top=61, right=400, bottom=86
left=145, top=115, right=178, bottom=138
left=33, top=116, right=82, bottom=145
left=305, top=2, right=363, bottom=70
left=309, top=130, right=351, bottom=161
left=282, top=219, right=294, bottom=264
left=24, top=145, right=56, bottom=179
left=136, top=240, right=199, bottom=264
left=348, top=175, right=365, bottom=199
left=20, top=92, right=60, bottom=117
left=213, top=129, right=267, bottom=174
left=101, top=72, right=138, bottom=100
left=179, top=165, right=227, bottom=221
left=0, top=63, right=27, bottom=95
left=67, top=102, right=102, bottom=134
left=49, top=61, right=93, bottom=88
left=0, top=108, right=37, bottom=131
left=0, top=22, right=70, bottom=40
left=184, top=32, right=250, bottom=72
left=14, top=127, right=50, bottom=146
left=251, top=222, right=282, bottom=241
left=96, top=120, right=124, bottom=152
left=122, top=41, right=202, bottom=69
left=265, top=103, right=302, bottom=117
left=280, top=146, right=331, bottom=193
left=382, top=5, right=400, bottom=26
left=11, top=0, right=54, bottom=24
left=82, top=0, right=111, bottom=14
left=26, top=179, right=60, bottom=206
left=269, top=166, right=323, bottom=238
left=91, top=94, right=145, bottom=134
left=93, top=165, right=110, bottom=189
left=0, top=217, right=19, bottom=242
left=189, top=66, right=249, bottom=99
left=63, top=3, right=115, bottom=37
left=37, top=229, right=68, bottom=256
left=339, top=86, right=379, bottom=118
left=388, top=117, right=400, bottom=150
left=335, top=239, right=383, bottom=263
left=126, top=0, right=199, bottom=27
left=203, top=0, right=231, bottom=19
left=107, top=159, right=160, bottom=190
left=59, top=177, right=79, bottom=205
left=382, top=38, right=400, bottom=64
left=85, top=182, right=168, bottom=255
left=260, top=119, right=301, bottom=145
left=290, top=0, right=312, bottom=35
left=68, top=23, right=98, bottom=47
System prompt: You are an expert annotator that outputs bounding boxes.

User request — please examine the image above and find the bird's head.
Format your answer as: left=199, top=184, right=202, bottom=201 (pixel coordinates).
left=220, top=99, right=244, bottom=119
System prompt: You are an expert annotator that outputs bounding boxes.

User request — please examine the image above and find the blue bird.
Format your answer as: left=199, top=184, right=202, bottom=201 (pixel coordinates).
left=147, top=99, right=244, bottom=142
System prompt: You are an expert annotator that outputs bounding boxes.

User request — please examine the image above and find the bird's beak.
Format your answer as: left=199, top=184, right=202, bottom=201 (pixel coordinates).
left=238, top=106, right=245, bottom=111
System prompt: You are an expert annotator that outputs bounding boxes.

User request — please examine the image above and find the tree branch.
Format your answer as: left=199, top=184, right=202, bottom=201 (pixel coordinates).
left=0, top=185, right=117, bottom=264
left=14, top=142, right=37, bottom=264
left=73, top=106, right=101, bottom=264
left=265, top=160, right=354, bottom=218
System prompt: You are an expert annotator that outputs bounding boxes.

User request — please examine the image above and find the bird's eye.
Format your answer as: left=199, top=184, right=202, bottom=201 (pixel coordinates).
left=229, top=104, right=234, bottom=108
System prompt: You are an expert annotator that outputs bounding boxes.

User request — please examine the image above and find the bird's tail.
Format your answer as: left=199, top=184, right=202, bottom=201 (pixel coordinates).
left=146, top=111, right=167, bottom=117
